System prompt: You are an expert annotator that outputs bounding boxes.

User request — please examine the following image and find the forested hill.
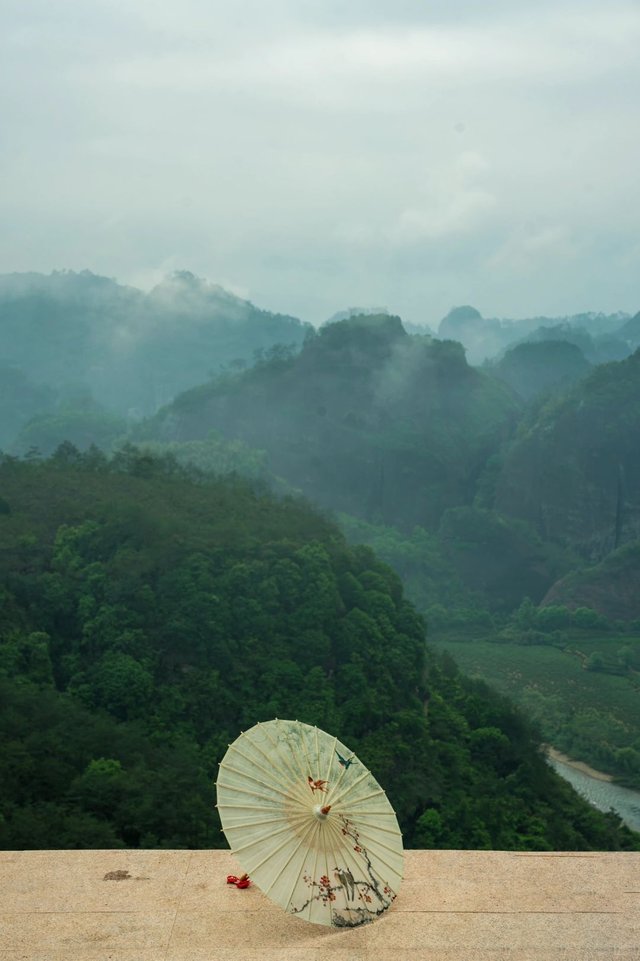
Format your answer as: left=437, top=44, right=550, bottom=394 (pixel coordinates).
left=137, top=314, right=520, bottom=531
left=2, top=450, right=637, bottom=852
left=490, top=340, right=592, bottom=402
left=0, top=270, right=309, bottom=435
left=494, top=349, right=640, bottom=557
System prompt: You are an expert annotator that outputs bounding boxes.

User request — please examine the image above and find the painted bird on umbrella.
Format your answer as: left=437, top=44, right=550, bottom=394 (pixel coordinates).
left=336, top=751, right=355, bottom=769
left=335, top=867, right=356, bottom=901
left=308, top=776, right=328, bottom=793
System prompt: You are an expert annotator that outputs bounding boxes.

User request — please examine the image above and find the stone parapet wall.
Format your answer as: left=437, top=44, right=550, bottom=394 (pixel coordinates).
left=1, top=849, right=639, bottom=959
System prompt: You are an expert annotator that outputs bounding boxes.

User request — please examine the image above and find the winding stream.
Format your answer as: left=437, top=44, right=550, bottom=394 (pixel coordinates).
left=547, top=753, right=640, bottom=832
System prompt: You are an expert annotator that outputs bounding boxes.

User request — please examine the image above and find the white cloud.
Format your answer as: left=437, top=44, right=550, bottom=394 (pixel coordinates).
left=100, top=6, right=640, bottom=97
left=488, top=224, right=580, bottom=273
left=386, top=152, right=496, bottom=244
left=0, top=0, right=639, bottom=324
left=391, top=189, right=497, bottom=244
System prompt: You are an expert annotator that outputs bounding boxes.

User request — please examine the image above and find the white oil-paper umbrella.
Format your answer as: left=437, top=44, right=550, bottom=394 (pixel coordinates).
left=216, top=718, right=403, bottom=926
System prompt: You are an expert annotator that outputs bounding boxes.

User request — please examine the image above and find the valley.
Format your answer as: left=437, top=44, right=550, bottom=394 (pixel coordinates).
left=2, top=270, right=640, bottom=850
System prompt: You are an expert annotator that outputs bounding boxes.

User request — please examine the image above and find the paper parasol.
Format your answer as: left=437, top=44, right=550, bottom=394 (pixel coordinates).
left=216, top=718, right=403, bottom=927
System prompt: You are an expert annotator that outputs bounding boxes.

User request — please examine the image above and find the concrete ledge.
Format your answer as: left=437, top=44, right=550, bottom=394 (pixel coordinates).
left=1, top=849, right=639, bottom=960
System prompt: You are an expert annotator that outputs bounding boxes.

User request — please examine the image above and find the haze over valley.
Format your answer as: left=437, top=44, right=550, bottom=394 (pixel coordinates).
left=2, top=268, right=640, bottom=848
left=2, top=0, right=640, bottom=851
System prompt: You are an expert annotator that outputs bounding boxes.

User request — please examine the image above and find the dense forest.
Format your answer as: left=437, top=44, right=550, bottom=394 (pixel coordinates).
left=2, top=270, right=640, bottom=848
left=2, top=451, right=638, bottom=851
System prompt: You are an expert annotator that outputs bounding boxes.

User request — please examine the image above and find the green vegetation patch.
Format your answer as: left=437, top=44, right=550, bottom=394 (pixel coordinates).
left=431, top=637, right=640, bottom=787
left=2, top=450, right=638, bottom=852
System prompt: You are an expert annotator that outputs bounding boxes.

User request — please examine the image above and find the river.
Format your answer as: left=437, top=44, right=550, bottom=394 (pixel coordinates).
left=547, top=751, right=640, bottom=833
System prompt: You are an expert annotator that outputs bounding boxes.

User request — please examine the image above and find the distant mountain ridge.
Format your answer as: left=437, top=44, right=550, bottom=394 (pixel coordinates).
left=490, top=340, right=592, bottom=402
left=3, top=271, right=639, bottom=616
left=0, top=270, right=310, bottom=437
left=437, top=304, right=633, bottom=365
left=136, top=313, right=520, bottom=531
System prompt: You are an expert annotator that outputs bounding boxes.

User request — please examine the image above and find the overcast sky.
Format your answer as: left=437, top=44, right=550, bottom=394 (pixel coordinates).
left=1, top=1, right=639, bottom=326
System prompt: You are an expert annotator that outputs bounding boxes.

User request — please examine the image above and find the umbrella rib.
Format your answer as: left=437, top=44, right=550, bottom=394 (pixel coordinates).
left=325, top=734, right=336, bottom=785
left=350, top=788, right=386, bottom=802
left=250, top=816, right=315, bottom=880
left=269, top=817, right=317, bottom=903
left=321, top=807, right=334, bottom=926
left=222, top=747, right=282, bottom=788
left=326, top=813, right=402, bottom=869
left=267, top=720, right=314, bottom=792
left=326, top=818, right=401, bottom=906
left=230, top=743, right=297, bottom=789
left=338, top=819, right=402, bottom=837
left=350, top=838, right=404, bottom=868
left=221, top=815, right=295, bottom=830
left=357, top=844, right=401, bottom=880
left=316, top=726, right=322, bottom=782
left=226, top=812, right=313, bottom=837
left=247, top=724, right=305, bottom=788
left=216, top=784, right=285, bottom=803
left=326, top=816, right=358, bottom=909
left=325, top=810, right=399, bottom=851
left=216, top=782, right=272, bottom=800
left=219, top=762, right=296, bottom=800
left=327, top=768, right=371, bottom=807
left=291, top=724, right=328, bottom=807
left=230, top=817, right=299, bottom=854
left=217, top=802, right=283, bottom=811
left=326, top=827, right=361, bottom=920
left=335, top=831, right=396, bottom=913
left=343, top=808, right=398, bottom=816
left=333, top=787, right=387, bottom=808
left=325, top=733, right=352, bottom=802
left=308, top=824, right=322, bottom=923
left=315, top=725, right=334, bottom=790
left=277, top=720, right=312, bottom=785
left=217, top=778, right=315, bottom=809
left=298, top=724, right=318, bottom=784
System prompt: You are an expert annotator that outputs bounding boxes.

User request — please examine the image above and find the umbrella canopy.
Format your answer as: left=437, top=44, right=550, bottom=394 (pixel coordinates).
left=216, top=718, right=403, bottom=927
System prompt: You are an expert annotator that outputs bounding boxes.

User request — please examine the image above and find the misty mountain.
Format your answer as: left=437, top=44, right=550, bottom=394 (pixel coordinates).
left=0, top=365, right=56, bottom=450
left=5, top=278, right=640, bottom=816
left=493, top=349, right=640, bottom=558
left=5, top=276, right=638, bottom=611
left=10, top=394, right=128, bottom=459
left=437, top=305, right=632, bottom=366
left=0, top=270, right=310, bottom=445
left=515, top=323, right=631, bottom=366
left=136, top=313, right=520, bottom=531
left=438, top=306, right=506, bottom=364
left=490, top=340, right=592, bottom=402
left=325, top=306, right=391, bottom=325
left=616, top=310, right=640, bottom=349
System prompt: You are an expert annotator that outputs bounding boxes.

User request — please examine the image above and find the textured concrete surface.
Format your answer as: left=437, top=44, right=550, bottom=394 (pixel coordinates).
left=1, top=849, right=639, bottom=960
